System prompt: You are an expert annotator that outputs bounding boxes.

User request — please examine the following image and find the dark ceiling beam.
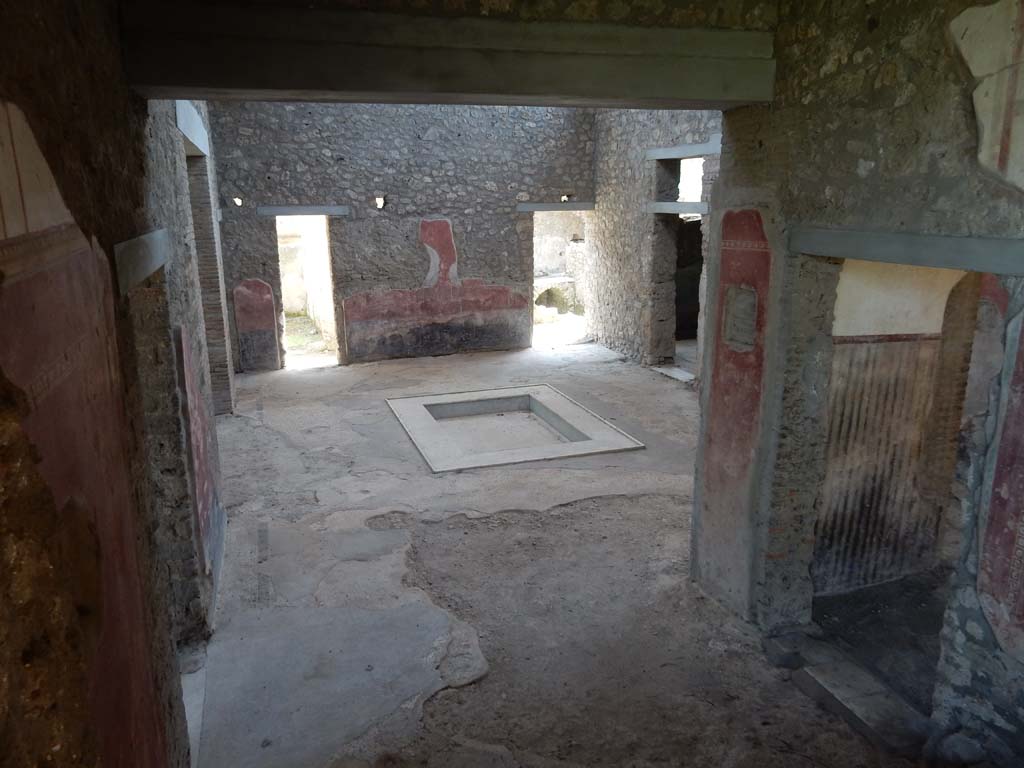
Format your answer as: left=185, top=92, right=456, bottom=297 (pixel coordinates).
left=122, top=5, right=776, bottom=109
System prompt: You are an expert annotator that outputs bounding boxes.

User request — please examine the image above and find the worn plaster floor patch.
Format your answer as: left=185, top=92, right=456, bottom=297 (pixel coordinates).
left=387, top=384, right=644, bottom=472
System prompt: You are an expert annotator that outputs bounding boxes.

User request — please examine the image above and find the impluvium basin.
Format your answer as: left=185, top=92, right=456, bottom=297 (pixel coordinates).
left=387, top=384, right=644, bottom=472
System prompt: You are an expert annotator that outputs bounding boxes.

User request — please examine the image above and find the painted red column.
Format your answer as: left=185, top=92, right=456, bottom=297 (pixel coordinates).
left=697, top=209, right=772, bottom=614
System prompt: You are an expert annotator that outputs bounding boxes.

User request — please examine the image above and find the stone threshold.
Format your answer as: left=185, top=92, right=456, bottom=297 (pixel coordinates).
left=763, top=631, right=930, bottom=758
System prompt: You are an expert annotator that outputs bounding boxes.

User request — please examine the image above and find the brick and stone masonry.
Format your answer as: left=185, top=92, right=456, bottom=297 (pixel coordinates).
left=583, top=109, right=721, bottom=365
left=691, top=3, right=1024, bottom=762
left=136, top=101, right=227, bottom=648
left=211, top=103, right=595, bottom=365
left=187, top=155, right=235, bottom=414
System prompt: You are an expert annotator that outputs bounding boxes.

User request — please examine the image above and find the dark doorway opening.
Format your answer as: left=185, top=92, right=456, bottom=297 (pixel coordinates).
left=674, top=219, right=703, bottom=341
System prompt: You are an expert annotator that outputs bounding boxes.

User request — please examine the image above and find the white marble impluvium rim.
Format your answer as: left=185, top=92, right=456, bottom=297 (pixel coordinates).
left=387, top=384, right=644, bottom=473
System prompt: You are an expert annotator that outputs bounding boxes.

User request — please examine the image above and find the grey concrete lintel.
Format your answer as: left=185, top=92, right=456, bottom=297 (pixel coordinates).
left=516, top=202, right=596, bottom=213
left=175, top=100, right=209, bottom=157
left=645, top=134, right=722, bottom=160
left=790, top=227, right=1024, bottom=276
left=646, top=202, right=709, bottom=215
left=256, top=205, right=351, bottom=217
left=123, top=6, right=775, bottom=109
left=114, top=228, right=171, bottom=294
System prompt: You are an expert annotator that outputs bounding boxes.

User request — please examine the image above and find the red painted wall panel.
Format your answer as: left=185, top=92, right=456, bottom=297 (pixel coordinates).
left=980, top=274, right=1024, bottom=662
left=705, top=210, right=771, bottom=496
left=175, top=325, right=223, bottom=579
left=699, top=210, right=772, bottom=609
left=0, top=224, right=168, bottom=767
left=342, top=218, right=529, bottom=361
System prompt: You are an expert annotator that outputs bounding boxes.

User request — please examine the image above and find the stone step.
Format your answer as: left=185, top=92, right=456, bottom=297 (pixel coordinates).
left=792, top=659, right=929, bottom=757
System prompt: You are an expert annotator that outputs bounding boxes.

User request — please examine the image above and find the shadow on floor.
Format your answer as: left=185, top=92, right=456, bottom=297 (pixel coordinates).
left=812, top=569, right=951, bottom=715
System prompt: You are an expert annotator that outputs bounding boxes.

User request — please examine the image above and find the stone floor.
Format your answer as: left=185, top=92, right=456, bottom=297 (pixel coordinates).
left=283, top=312, right=340, bottom=370
left=675, top=339, right=699, bottom=372
left=813, top=569, right=951, bottom=716
left=197, top=342, right=911, bottom=768
left=532, top=310, right=588, bottom=349
left=651, top=339, right=699, bottom=384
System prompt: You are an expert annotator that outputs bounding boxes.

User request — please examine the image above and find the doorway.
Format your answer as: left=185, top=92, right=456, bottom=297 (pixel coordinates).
left=274, top=215, right=340, bottom=369
left=672, top=157, right=705, bottom=374
left=650, top=155, right=707, bottom=381
left=532, top=210, right=588, bottom=348
left=810, top=261, right=980, bottom=717
left=673, top=217, right=703, bottom=373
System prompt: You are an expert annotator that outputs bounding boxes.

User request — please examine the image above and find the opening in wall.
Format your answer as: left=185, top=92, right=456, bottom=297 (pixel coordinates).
left=810, top=259, right=981, bottom=718
left=655, top=159, right=681, bottom=203
left=674, top=218, right=703, bottom=345
left=274, top=215, right=340, bottom=370
left=678, top=158, right=704, bottom=210
left=531, top=210, right=588, bottom=349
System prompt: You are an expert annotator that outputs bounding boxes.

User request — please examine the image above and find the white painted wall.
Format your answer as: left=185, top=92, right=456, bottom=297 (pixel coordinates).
left=831, top=259, right=965, bottom=337
left=276, top=221, right=307, bottom=314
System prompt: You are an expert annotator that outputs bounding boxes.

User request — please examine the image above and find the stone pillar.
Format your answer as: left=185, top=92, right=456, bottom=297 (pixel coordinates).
left=127, top=270, right=213, bottom=644
left=692, top=208, right=777, bottom=619
left=692, top=204, right=840, bottom=629
left=751, top=253, right=840, bottom=629
left=187, top=156, right=235, bottom=414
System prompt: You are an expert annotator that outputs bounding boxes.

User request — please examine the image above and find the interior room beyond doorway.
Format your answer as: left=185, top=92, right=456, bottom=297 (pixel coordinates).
left=275, top=214, right=339, bottom=370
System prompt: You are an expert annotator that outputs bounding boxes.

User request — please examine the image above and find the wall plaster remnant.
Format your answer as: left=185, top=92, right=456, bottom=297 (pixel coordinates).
left=342, top=218, right=531, bottom=362
left=952, top=0, right=1024, bottom=192
left=233, top=278, right=282, bottom=371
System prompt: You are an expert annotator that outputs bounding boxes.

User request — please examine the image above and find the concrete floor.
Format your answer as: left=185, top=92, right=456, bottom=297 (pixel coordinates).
left=199, top=342, right=910, bottom=768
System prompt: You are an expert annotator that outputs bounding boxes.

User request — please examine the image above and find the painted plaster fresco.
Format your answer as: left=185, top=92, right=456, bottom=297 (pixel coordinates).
left=698, top=210, right=771, bottom=607
left=174, top=325, right=224, bottom=584
left=813, top=337, right=941, bottom=594
left=342, top=217, right=530, bottom=362
left=233, top=277, right=281, bottom=370
left=952, top=0, right=1024, bottom=191
left=0, top=103, right=168, bottom=766
left=980, top=294, right=1024, bottom=663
